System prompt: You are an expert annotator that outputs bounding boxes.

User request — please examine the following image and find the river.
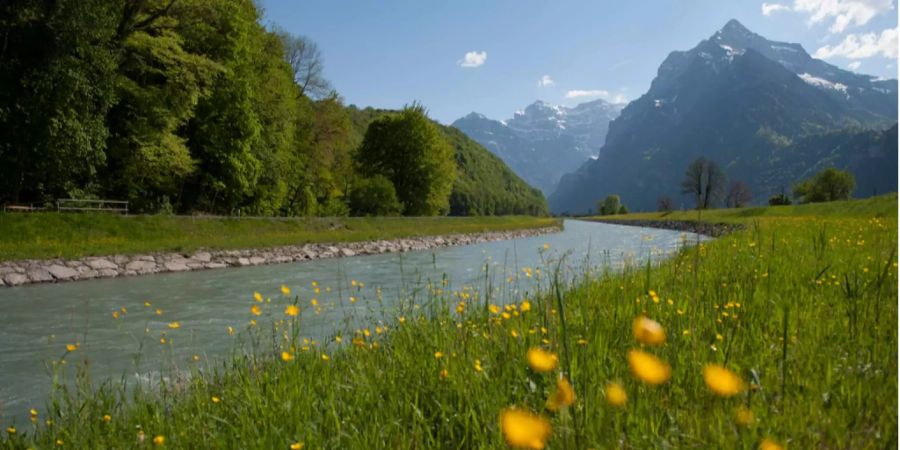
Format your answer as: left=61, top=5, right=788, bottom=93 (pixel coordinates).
left=0, top=219, right=703, bottom=423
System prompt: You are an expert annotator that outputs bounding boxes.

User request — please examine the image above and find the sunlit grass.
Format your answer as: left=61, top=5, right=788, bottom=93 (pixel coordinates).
left=0, top=214, right=559, bottom=261
left=1, top=196, right=896, bottom=448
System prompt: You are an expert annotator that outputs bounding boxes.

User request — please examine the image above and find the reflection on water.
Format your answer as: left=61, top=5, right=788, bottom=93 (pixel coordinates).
left=0, top=220, right=703, bottom=421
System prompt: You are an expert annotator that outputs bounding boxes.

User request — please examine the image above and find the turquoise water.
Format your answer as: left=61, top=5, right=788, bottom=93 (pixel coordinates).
left=0, top=220, right=702, bottom=422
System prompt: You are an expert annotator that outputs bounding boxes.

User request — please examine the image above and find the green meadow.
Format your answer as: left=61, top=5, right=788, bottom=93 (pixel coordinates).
left=0, top=214, right=559, bottom=262
left=2, top=195, right=897, bottom=449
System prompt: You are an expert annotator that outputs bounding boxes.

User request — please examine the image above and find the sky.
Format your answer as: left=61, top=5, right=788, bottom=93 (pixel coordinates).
left=260, top=0, right=899, bottom=124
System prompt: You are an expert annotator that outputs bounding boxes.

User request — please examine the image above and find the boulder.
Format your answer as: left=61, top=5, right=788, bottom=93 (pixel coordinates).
left=47, top=264, right=78, bottom=280
left=164, top=261, right=190, bottom=272
left=86, top=258, right=118, bottom=270
left=339, top=248, right=356, bottom=257
left=249, top=256, right=266, bottom=265
left=125, top=260, right=157, bottom=273
left=3, top=272, right=28, bottom=286
left=192, top=252, right=212, bottom=263
left=26, top=268, right=53, bottom=283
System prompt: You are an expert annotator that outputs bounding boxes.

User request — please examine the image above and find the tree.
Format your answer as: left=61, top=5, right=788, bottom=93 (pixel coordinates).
left=618, top=204, right=628, bottom=214
left=793, top=167, right=855, bottom=203
left=276, top=29, right=331, bottom=99
left=349, top=175, right=402, bottom=216
left=355, top=104, right=456, bottom=216
left=596, top=194, right=622, bottom=216
left=725, top=181, right=752, bottom=208
left=680, top=157, right=726, bottom=209
left=657, top=196, right=675, bottom=212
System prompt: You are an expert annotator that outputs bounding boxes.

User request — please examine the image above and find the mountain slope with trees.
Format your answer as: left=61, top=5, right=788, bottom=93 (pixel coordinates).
left=0, top=0, right=545, bottom=217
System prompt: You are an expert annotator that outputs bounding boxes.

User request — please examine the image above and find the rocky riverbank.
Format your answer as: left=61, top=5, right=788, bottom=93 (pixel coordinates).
left=0, top=226, right=561, bottom=288
left=587, top=219, right=743, bottom=237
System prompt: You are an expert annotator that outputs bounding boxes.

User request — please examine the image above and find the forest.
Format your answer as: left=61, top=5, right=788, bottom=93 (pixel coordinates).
left=0, top=1, right=547, bottom=217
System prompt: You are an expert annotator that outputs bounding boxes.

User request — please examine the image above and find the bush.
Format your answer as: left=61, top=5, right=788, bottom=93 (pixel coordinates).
left=768, top=193, right=791, bottom=206
left=349, top=175, right=402, bottom=216
left=596, top=195, right=625, bottom=216
left=793, top=168, right=855, bottom=203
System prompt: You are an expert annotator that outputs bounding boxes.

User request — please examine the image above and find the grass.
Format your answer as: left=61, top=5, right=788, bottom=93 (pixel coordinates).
left=0, top=213, right=560, bottom=262
left=1, top=195, right=896, bottom=449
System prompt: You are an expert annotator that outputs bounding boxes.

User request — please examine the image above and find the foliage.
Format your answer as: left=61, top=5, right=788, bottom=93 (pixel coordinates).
left=680, top=157, right=727, bottom=210
left=768, top=193, right=792, bottom=206
left=596, top=195, right=626, bottom=216
left=793, top=167, right=856, bottom=204
left=355, top=104, right=457, bottom=216
left=349, top=176, right=402, bottom=216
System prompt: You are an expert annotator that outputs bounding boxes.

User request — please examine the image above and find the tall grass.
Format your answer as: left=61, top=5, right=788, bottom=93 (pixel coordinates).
left=1, top=197, right=896, bottom=449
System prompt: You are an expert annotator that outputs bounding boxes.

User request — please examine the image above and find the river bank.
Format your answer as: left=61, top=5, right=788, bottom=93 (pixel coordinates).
left=585, top=218, right=743, bottom=236
left=0, top=225, right=561, bottom=287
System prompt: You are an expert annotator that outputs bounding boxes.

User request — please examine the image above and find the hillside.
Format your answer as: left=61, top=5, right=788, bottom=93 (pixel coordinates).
left=452, top=100, right=622, bottom=194
left=549, top=19, right=898, bottom=213
left=346, top=107, right=549, bottom=216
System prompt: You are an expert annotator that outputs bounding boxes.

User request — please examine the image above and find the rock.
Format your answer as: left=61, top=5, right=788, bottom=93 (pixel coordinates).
left=0, top=266, right=16, bottom=275
left=192, top=252, right=212, bottom=263
left=125, top=260, right=157, bottom=273
left=3, top=273, right=28, bottom=286
left=26, top=268, right=53, bottom=283
left=47, top=264, right=78, bottom=280
left=205, top=262, right=227, bottom=269
left=237, top=257, right=251, bottom=266
left=77, top=270, right=99, bottom=280
left=339, top=248, right=356, bottom=257
left=86, top=258, right=118, bottom=270
left=112, top=255, right=129, bottom=264
left=249, top=256, right=266, bottom=265
left=164, top=261, right=190, bottom=272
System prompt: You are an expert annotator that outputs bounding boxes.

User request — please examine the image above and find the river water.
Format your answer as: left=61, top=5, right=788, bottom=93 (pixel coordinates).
left=0, top=220, right=702, bottom=423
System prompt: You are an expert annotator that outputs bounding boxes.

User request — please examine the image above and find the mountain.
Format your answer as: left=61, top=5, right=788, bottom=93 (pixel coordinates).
left=452, top=99, right=623, bottom=194
left=550, top=19, right=898, bottom=213
left=346, top=106, right=548, bottom=216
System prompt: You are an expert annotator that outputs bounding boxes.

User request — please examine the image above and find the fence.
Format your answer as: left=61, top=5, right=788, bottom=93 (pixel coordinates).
left=56, top=199, right=129, bottom=215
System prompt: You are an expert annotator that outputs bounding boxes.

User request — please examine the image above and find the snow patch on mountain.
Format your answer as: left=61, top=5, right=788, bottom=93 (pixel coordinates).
left=798, top=73, right=848, bottom=94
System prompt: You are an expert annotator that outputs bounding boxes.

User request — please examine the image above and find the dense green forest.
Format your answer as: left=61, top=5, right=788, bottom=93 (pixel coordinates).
left=0, top=0, right=546, bottom=217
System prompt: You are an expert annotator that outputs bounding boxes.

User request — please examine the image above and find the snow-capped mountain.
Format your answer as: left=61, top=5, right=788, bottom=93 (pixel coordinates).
left=452, top=99, right=623, bottom=194
left=551, top=19, right=897, bottom=213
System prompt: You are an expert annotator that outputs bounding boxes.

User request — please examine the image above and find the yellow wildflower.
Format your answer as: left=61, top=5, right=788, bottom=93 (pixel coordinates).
left=520, top=300, right=531, bottom=312
left=103, top=414, right=112, bottom=423
left=227, top=326, right=234, bottom=336
left=489, top=304, right=500, bottom=314
left=285, top=305, right=299, bottom=316
left=439, top=369, right=449, bottom=379
left=734, top=406, right=754, bottom=426
left=253, top=292, right=263, bottom=302
left=167, top=322, right=180, bottom=329
left=290, top=443, right=304, bottom=450
left=112, top=310, right=120, bottom=319
left=281, top=351, right=294, bottom=362
left=632, top=316, right=666, bottom=346
left=605, top=381, right=627, bottom=407
left=703, top=364, right=744, bottom=397
left=434, top=351, right=444, bottom=359
left=152, top=435, right=165, bottom=446
left=65, top=343, right=79, bottom=352
left=321, top=354, right=330, bottom=361
left=6, top=426, right=14, bottom=435
left=499, top=409, right=551, bottom=449
left=759, top=438, right=784, bottom=450
left=526, top=348, right=558, bottom=373
left=280, top=285, right=291, bottom=295
left=250, top=304, right=261, bottom=316
left=546, top=376, right=576, bottom=411
left=627, top=349, right=671, bottom=385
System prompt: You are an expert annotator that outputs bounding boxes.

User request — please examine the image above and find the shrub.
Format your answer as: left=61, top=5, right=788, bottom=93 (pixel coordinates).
left=793, top=168, right=855, bottom=203
left=349, top=175, right=402, bottom=216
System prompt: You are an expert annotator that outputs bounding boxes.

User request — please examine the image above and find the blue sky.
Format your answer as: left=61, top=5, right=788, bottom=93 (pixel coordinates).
left=260, top=0, right=898, bottom=124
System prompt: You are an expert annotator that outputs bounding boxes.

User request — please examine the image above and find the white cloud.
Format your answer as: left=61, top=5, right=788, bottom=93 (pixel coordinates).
left=458, top=51, right=487, bottom=68
left=813, top=27, right=898, bottom=59
left=793, top=0, right=894, bottom=33
left=611, top=93, right=629, bottom=104
left=847, top=60, right=862, bottom=69
left=762, top=2, right=791, bottom=15
left=537, top=75, right=555, bottom=87
left=564, top=89, right=609, bottom=99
